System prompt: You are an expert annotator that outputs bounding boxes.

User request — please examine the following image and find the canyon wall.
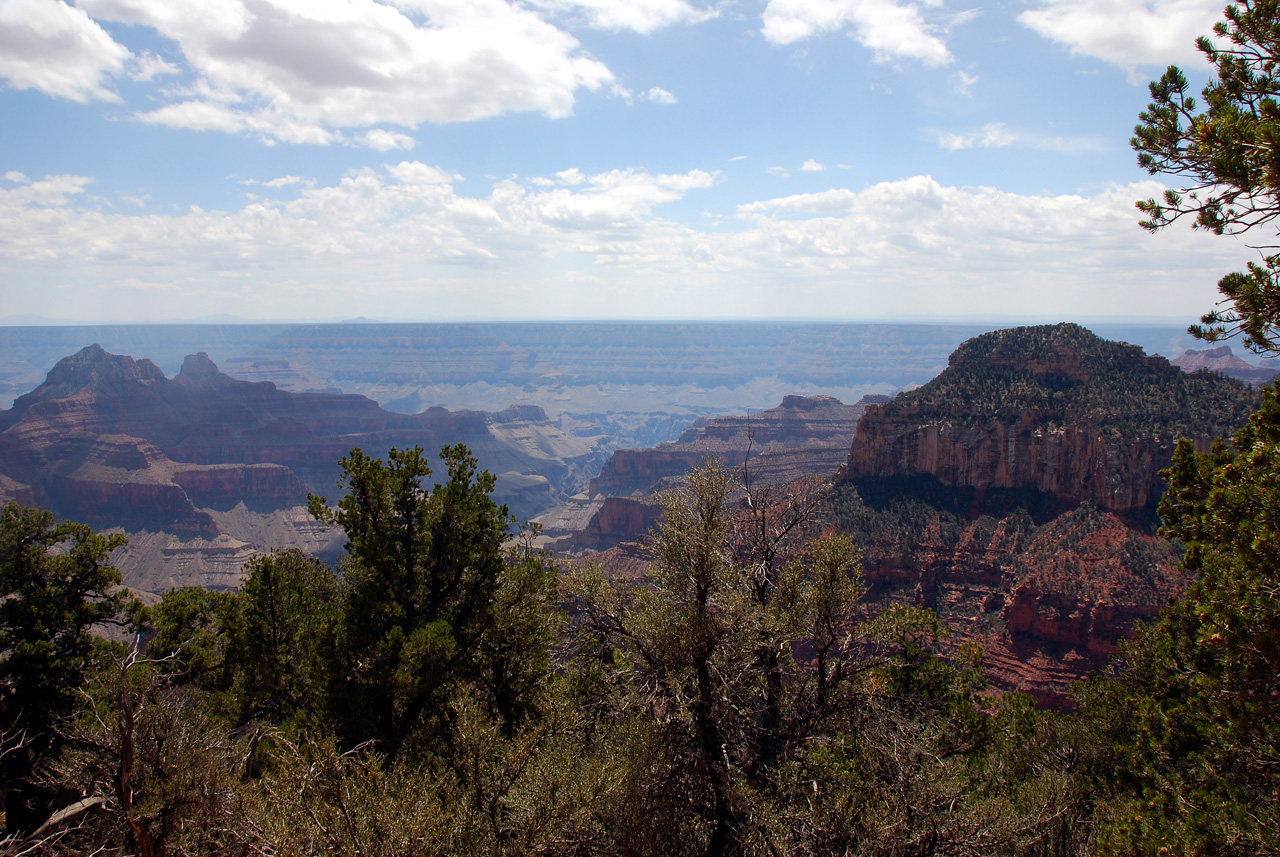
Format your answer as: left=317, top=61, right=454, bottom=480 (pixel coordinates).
left=0, top=345, right=613, bottom=593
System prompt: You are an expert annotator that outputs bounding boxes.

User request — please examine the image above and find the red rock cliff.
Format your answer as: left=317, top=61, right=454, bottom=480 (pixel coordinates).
left=844, top=414, right=1185, bottom=513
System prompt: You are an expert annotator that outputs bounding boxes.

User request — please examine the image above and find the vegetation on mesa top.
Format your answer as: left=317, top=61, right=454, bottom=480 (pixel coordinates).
left=878, top=323, right=1260, bottom=437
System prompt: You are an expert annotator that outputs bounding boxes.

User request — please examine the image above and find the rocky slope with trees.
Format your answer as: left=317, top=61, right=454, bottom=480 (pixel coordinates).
left=539, top=393, right=885, bottom=550
left=4, top=2, right=1280, bottom=853
left=832, top=323, right=1257, bottom=703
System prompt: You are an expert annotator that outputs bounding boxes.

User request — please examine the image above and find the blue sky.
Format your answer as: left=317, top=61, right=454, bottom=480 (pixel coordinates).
left=0, top=0, right=1258, bottom=323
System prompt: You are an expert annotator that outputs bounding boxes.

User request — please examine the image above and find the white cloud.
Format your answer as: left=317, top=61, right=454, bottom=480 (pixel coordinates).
left=71, top=0, right=616, bottom=143
left=955, top=70, right=977, bottom=95
left=642, top=86, right=678, bottom=104
left=800, top=158, right=826, bottom=172
left=0, top=0, right=131, bottom=102
left=1018, top=0, right=1221, bottom=77
left=767, top=166, right=791, bottom=177
left=262, top=175, right=305, bottom=188
left=362, top=129, right=417, bottom=151
left=0, top=168, right=1246, bottom=321
left=385, top=161, right=461, bottom=186
left=739, top=188, right=858, bottom=214
left=761, top=0, right=953, bottom=66
left=556, top=167, right=587, bottom=185
left=535, top=0, right=717, bottom=33
left=127, top=50, right=180, bottom=82
left=938, top=122, right=1101, bottom=153
left=0, top=164, right=714, bottom=271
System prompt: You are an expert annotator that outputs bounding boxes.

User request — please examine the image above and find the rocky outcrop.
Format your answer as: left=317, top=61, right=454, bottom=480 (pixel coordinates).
left=172, top=464, right=308, bottom=512
left=545, top=394, right=885, bottom=552
left=848, top=498, right=1189, bottom=707
left=589, top=394, right=885, bottom=498
left=553, top=497, right=665, bottom=551
left=841, top=324, right=1257, bottom=516
left=1171, top=344, right=1279, bottom=386
left=831, top=325, right=1249, bottom=705
left=0, top=345, right=615, bottom=592
left=845, top=418, right=1178, bottom=514
left=589, top=450, right=726, bottom=497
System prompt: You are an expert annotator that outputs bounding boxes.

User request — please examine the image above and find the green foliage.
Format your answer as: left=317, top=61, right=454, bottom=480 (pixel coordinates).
left=1133, top=0, right=1280, bottom=352
left=884, top=323, right=1258, bottom=438
left=224, top=548, right=340, bottom=730
left=566, top=460, right=1086, bottom=856
left=310, top=444, right=559, bottom=758
left=145, top=585, right=236, bottom=688
left=142, top=554, right=339, bottom=734
left=1078, top=381, right=1280, bottom=855
left=244, top=684, right=612, bottom=857
left=0, top=502, right=125, bottom=828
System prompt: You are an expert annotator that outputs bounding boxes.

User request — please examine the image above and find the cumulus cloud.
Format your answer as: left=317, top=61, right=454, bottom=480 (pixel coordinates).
left=800, top=158, right=826, bottom=172
left=0, top=166, right=1247, bottom=321
left=66, top=0, right=615, bottom=143
left=127, top=50, right=180, bottom=82
left=1018, top=0, right=1221, bottom=77
left=761, top=0, right=953, bottom=66
left=642, top=86, right=678, bottom=104
left=362, top=129, right=417, bottom=151
left=0, top=163, right=715, bottom=273
left=535, top=0, right=718, bottom=33
left=0, top=0, right=131, bottom=102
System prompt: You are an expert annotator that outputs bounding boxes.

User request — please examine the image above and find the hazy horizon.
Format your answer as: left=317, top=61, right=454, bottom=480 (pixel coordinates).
left=0, top=0, right=1250, bottom=325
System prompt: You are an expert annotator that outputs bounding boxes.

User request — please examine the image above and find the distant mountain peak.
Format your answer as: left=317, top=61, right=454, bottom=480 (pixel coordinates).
left=179, top=352, right=220, bottom=376
left=28, top=344, right=165, bottom=401
left=1170, top=344, right=1279, bottom=386
left=945, top=323, right=1149, bottom=380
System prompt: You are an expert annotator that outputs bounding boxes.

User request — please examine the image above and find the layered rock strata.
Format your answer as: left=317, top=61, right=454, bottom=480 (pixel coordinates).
left=1171, top=344, right=1279, bottom=386
left=543, top=394, right=885, bottom=550
left=840, top=324, right=1256, bottom=516
left=836, top=324, right=1258, bottom=704
left=0, top=345, right=611, bottom=592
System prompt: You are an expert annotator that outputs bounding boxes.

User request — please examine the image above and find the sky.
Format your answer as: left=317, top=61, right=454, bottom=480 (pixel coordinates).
left=0, top=0, right=1261, bottom=323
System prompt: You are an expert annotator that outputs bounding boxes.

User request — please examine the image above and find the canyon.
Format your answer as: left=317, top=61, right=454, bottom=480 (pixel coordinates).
left=0, top=322, right=1265, bottom=704
left=0, top=345, right=610, bottom=594
left=831, top=325, right=1257, bottom=703
left=564, top=325, right=1259, bottom=704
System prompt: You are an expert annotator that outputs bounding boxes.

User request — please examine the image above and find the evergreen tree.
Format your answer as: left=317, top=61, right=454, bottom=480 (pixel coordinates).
left=1082, top=385, right=1280, bottom=855
left=223, top=548, right=340, bottom=730
left=0, top=503, right=125, bottom=831
left=1134, top=0, right=1280, bottom=351
left=309, top=444, right=558, bottom=759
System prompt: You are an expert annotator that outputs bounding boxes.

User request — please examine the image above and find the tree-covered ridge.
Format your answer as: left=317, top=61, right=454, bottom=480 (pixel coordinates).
left=883, top=323, right=1260, bottom=438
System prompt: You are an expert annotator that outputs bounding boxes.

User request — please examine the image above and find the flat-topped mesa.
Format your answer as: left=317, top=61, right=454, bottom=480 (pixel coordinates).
left=840, top=324, right=1260, bottom=517
left=670, top=394, right=881, bottom=452
left=552, top=394, right=886, bottom=551
left=588, top=394, right=883, bottom=498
